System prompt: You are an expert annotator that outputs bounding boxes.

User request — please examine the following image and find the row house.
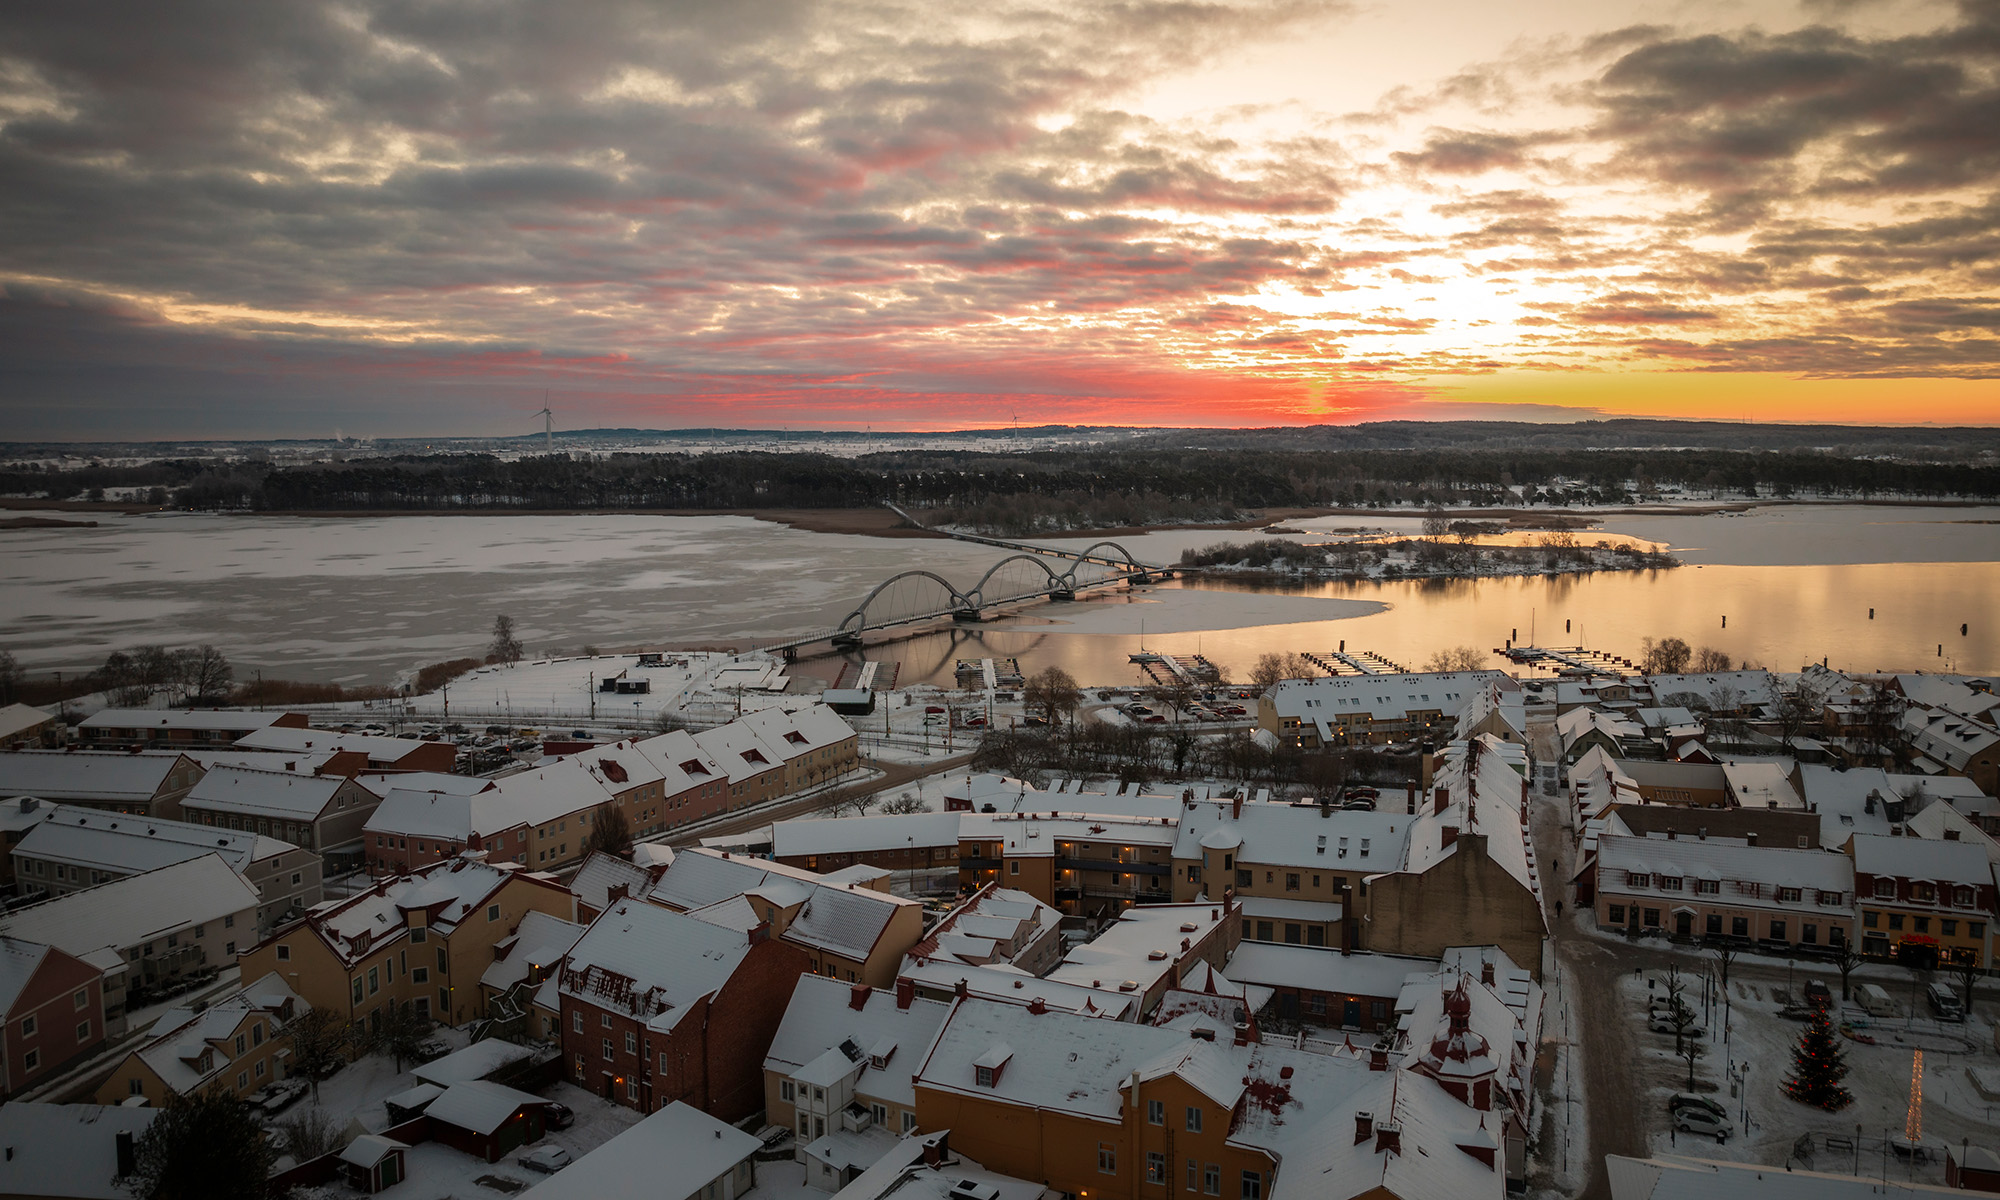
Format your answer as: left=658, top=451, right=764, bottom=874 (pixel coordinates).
left=237, top=853, right=577, bottom=1034
left=551, top=896, right=808, bottom=1118
left=628, top=729, right=733, bottom=832
left=74, top=709, right=308, bottom=750
left=0, top=935, right=106, bottom=1098
left=0, top=854, right=259, bottom=1027
left=960, top=811, right=1180, bottom=915
left=689, top=723, right=790, bottom=812
left=1847, top=833, right=1995, bottom=966
left=94, top=972, right=303, bottom=1106
left=179, top=765, right=381, bottom=874
left=763, top=975, right=952, bottom=1158
left=773, top=811, right=965, bottom=876
left=647, top=848, right=925, bottom=987
left=1593, top=833, right=1855, bottom=950
left=1901, top=709, right=2000, bottom=797
left=235, top=726, right=460, bottom=775
left=737, top=705, right=861, bottom=795
left=0, top=705, right=63, bottom=751
left=0, top=749, right=205, bottom=820
left=1570, top=804, right=1820, bottom=905
left=11, top=803, right=322, bottom=933
left=1170, top=795, right=1381, bottom=950
left=1258, top=672, right=1510, bottom=749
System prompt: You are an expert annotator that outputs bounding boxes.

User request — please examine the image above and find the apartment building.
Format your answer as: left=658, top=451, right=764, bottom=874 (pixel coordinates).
left=959, top=811, right=1180, bottom=915
left=1593, top=834, right=1855, bottom=950
left=11, top=803, right=321, bottom=932
left=1259, top=672, right=1513, bottom=749
left=763, top=975, right=952, bottom=1154
left=773, top=811, right=965, bottom=876
left=0, top=936, right=106, bottom=1098
left=234, top=726, right=460, bottom=775
left=1848, top=833, right=1995, bottom=966
left=553, top=896, right=808, bottom=1118
left=237, top=854, right=577, bottom=1033
left=74, top=709, right=309, bottom=750
left=94, top=972, right=303, bottom=1106
left=1170, top=796, right=1381, bottom=950
left=737, top=705, right=861, bottom=795
left=179, top=765, right=382, bottom=872
left=0, top=750, right=205, bottom=819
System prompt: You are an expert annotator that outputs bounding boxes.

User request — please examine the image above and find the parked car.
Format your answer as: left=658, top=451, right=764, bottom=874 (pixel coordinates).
left=1647, top=1010, right=1706, bottom=1037
left=569, top=730, right=589, bottom=740
left=521, top=1146, right=572, bottom=1174
left=1668, top=1093, right=1728, bottom=1121
left=924, top=706, right=946, bottom=714
left=1673, top=1106, right=1733, bottom=1142
left=544, top=1102, right=574, bottom=1130
left=923, top=715, right=945, bottom=726
left=1926, top=982, right=1965, bottom=1022
left=260, top=1078, right=308, bottom=1116
left=1143, top=714, right=1167, bottom=724
left=1342, top=798, right=1377, bottom=811
left=1803, top=979, right=1832, bottom=1008
left=1855, top=983, right=1899, bottom=1018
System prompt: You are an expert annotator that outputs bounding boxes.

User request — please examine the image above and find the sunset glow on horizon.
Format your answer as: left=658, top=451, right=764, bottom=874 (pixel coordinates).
left=3, top=0, right=1998, bottom=437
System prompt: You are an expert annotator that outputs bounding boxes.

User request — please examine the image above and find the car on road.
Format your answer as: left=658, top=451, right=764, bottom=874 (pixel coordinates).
left=1672, top=1106, right=1733, bottom=1142
left=521, top=1146, right=572, bottom=1174
left=1668, top=1093, right=1727, bottom=1121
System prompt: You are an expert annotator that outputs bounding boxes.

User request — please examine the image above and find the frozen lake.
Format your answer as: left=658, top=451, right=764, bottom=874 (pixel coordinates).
left=1, top=505, right=1994, bottom=687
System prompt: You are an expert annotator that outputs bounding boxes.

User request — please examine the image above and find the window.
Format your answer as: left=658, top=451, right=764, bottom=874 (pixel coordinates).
left=255, top=1059, right=266, bottom=1078
left=225, top=942, right=235, bottom=956
left=1236, top=869, right=1252, bottom=888
left=902, top=1112, right=918, bottom=1133
left=275, top=945, right=291, bottom=962
left=1204, top=1164, right=1221, bottom=1196
left=1864, top=911, right=1879, bottom=927
left=1911, top=882, right=1936, bottom=903
left=1187, top=1160, right=1199, bottom=1192
left=1285, top=873, right=1299, bottom=892
left=1942, top=919, right=1958, bottom=937
left=129, top=1077, right=144, bottom=1096
left=411, top=927, right=427, bottom=944
left=367, top=967, right=379, bottom=995
left=1643, top=908, right=1660, bottom=928
left=24, top=1049, right=38, bottom=1072
left=1626, top=871, right=1649, bottom=888
left=781, top=1080, right=796, bottom=1102
left=73, top=989, right=88, bottom=1010
left=871, top=1103, right=887, bottom=1126
left=413, top=967, right=429, bottom=984
left=1185, top=1106, right=1203, bottom=1133
left=975, top=1066, right=997, bottom=1088
left=1242, top=1172, right=1262, bottom=1200
left=1148, top=1153, right=1167, bottom=1185
left=1098, top=1144, right=1117, bottom=1175
left=1874, top=879, right=1897, bottom=899
left=1009, top=862, right=1020, bottom=876
left=628, top=1078, right=639, bottom=1102
left=1608, top=904, right=1626, bottom=924
left=194, top=924, right=206, bottom=939
left=1802, top=923, right=1818, bottom=944
left=602, top=1013, right=614, bottom=1029
left=1889, top=914, right=1905, bottom=931
left=573, top=1011, right=584, bottom=1034
left=1148, top=1099, right=1165, bottom=1125
left=1915, top=917, right=1931, bottom=934
left=352, top=978, right=365, bottom=1004
left=1695, top=879, right=1720, bottom=895
left=1953, top=886, right=1976, bottom=907
left=236, top=1034, right=247, bottom=1054
left=76, top=1020, right=91, bottom=1042
left=1769, top=920, right=1786, bottom=940
left=1657, top=876, right=1683, bottom=892
left=488, top=904, right=502, bottom=922
left=625, top=1032, right=637, bottom=1054
left=21, top=1014, right=38, bottom=1038
left=603, top=1038, right=614, bottom=1061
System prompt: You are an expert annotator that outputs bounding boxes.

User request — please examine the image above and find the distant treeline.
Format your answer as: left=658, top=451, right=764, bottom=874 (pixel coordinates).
left=6, top=444, right=1997, bottom=532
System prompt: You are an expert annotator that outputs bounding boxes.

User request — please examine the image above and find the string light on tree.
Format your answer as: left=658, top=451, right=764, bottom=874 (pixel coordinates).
left=1781, top=1003, right=1852, bottom=1111
left=1906, top=1050, right=1923, bottom=1144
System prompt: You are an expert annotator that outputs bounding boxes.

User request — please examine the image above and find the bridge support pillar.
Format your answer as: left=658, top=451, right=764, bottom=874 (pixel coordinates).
left=1049, top=589, right=1075, bottom=601
left=952, top=609, right=984, bottom=624
left=830, top=632, right=864, bottom=648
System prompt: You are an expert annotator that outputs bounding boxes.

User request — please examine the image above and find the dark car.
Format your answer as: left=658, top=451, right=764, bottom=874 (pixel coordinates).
left=570, top=730, right=589, bottom=740
left=544, top=1101, right=575, bottom=1130
left=1804, top=979, right=1832, bottom=1007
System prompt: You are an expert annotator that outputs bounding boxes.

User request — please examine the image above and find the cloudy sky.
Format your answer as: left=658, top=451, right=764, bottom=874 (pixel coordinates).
left=3, top=0, right=1997, bottom=437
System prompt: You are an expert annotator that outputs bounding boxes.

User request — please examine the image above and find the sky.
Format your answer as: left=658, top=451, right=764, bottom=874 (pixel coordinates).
left=1, top=0, right=1997, bottom=438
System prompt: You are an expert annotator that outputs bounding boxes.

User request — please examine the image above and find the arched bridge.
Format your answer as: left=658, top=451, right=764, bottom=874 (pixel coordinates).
left=755, top=508, right=1173, bottom=654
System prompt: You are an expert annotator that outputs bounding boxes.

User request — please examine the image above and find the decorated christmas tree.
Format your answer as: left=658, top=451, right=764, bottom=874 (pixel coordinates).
left=1783, top=1003, right=1853, bottom=1110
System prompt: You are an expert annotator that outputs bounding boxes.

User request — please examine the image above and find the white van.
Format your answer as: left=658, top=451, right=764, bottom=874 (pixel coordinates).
left=1926, top=982, right=1965, bottom=1022
left=1856, top=983, right=1899, bottom=1018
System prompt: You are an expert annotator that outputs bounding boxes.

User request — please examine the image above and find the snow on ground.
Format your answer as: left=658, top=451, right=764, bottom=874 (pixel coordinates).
left=1527, top=949, right=1593, bottom=1200
left=741, top=1157, right=825, bottom=1200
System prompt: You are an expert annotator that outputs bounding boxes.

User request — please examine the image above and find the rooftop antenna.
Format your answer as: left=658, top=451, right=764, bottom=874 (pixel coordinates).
left=532, top=392, right=554, bottom=454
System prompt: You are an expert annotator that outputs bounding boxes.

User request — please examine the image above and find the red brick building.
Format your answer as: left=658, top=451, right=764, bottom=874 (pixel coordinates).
left=552, top=897, right=807, bottom=1121
left=0, top=935, right=107, bottom=1097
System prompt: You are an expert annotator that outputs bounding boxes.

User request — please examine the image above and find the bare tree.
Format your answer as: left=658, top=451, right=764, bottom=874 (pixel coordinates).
left=1661, top=965, right=1701, bottom=1084
left=1832, top=940, right=1863, bottom=1001
left=1691, top=646, right=1733, bottom=673
left=488, top=614, right=525, bottom=664
left=1423, top=646, right=1486, bottom=673
left=283, top=1006, right=352, bottom=1098
left=1951, top=957, right=1982, bottom=1019
left=274, top=1106, right=342, bottom=1162
left=1023, top=666, right=1082, bottom=728
left=176, top=644, right=232, bottom=703
left=825, top=788, right=882, bottom=818
left=1249, top=652, right=1315, bottom=692
left=880, top=793, right=929, bottom=814
left=1641, top=636, right=1693, bottom=676
left=1709, top=942, right=1738, bottom=998
left=0, top=649, right=19, bottom=705
left=585, top=804, right=633, bottom=858
left=1421, top=505, right=1450, bottom=539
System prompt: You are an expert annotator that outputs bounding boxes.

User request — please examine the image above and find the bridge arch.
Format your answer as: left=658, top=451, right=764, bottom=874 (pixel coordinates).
left=837, top=569, right=971, bottom=634
left=966, top=554, right=1069, bottom=606
left=1070, top=541, right=1145, bottom=569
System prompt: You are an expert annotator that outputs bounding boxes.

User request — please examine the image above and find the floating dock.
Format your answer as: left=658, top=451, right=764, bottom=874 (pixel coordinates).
left=1302, top=649, right=1407, bottom=676
left=1499, top=646, right=1639, bottom=676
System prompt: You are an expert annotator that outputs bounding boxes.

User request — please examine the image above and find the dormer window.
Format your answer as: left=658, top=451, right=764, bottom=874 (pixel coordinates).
left=680, top=760, right=710, bottom=776
left=973, top=1043, right=1013, bottom=1088
left=785, top=732, right=808, bottom=745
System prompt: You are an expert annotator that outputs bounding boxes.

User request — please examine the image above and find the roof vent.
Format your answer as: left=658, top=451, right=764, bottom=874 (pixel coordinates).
left=1119, top=980, right=1140, bottom=992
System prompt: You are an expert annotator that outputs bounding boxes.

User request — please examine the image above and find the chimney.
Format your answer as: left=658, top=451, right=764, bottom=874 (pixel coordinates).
left=607, top=883, right=630, bottom=907
left=1745, top=832, right=1757, bottom=847
left=896, top=977, right=916, bottom=1010
left=1190, top=1027, right=1216, bottom=1041
left=1233, top=1023, right=1255, bottom=1046
left=1027, top=998, right=1048, bottom=1016
left=1481, top=959, right=1495, bottom=987
left=953, top=978, right=969, bottom=1001
left=1375, top=1121, right=1402, bottom=1155
left=1440, top=825, right=1459, bottom=849
left=1369, top=1045, right=1388, bottom=1071
left=1232, top=793, right=1243, bottom=820
left=1353, top=1111, right=1374, bottom=1145
left=921, top=1130, right=950, bottom=1167
left=115, top=1130, right=136, bottom=1177
left=850, top=983, right=872, bottom=1011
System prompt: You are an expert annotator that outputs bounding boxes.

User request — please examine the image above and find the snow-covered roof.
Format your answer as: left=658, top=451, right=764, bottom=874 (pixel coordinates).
left=628, top=729, right=727, bottom=799
left=1720, top=762, right=1802, bottom=810
left=907, top=885, right=1060, bottom=968
left=0, top=750, right=188, bottom=804
left=0, top=936, right=55, bottom=1015
left=423, top=1079, right=547, bottom=1135
left=15, top=803, right=295, bottom=876
left=557, top=896, right=752, bottom=1027
left=648, top=848, right=918, bottom=963
left=1645, top=670, right=1779, bottom=710
left=181, top=764, right=348, bottom=820
left=1267, top=1070, right=1506, bottom=1200
left=765, top=975, right=952, bottom=1108
left=787, top=882, right=909, bottom=961
left=339, top=1134, right=407, bottom=1169
left=235, top=726, right=453, bottom=763
left=1850, top=833, right=1992, bottom=886
left=1597, top=835, right=1854, bottom=896
left=518, top=1101, right=760, bottom=1200
left=354, top=770, right=493, bottom=799
left=1398, top=738, right=1539, bottom=904
left=0, top=705, right=56, bottom=743
left=941, top=773, right=1194, bottom=821
left=0, top=853, right=258, bottom=957
left=481, top=909, right=585, bottom=994
left=132, top=972, right=304, bottom=1095
left=412, top=1039, right=536, bottom=1087
left=772, top=812, right=965, bottom=859
left=1901, top=708, right=2000, bottom=772
left=0, top=1102, right=159, bottom=1199
left=78, top=709, right=295, bottom=734
left=297, top=855, right=548, bottom=968
left=1171, top=798, right=1408, bottom=872
left=1904, top=804, right=2000, bottom=865
left=690, top=722, right=788, bottom=785
left=1265, top=672, right=1510, bottom=724
left=1556, top=707, right=1645, bottom=751
left=899, top=959, right=1134, bottom=1020
left=738, top=703, right=857, bottom=759
left=570, top=852, right=654, bottom=914
left=1224, top=944, right=1434, bottom=1000
left=960, top=811, right=1177, bottom=859
left=1045, top=903, right=1232, bottom=1001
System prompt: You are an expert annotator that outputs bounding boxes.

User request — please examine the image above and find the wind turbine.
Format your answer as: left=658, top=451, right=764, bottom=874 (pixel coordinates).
left=532, top=394, right=554, bottom=454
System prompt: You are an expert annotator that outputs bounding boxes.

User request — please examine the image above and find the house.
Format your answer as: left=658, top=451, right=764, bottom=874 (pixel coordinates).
left=1847, top=833, right=1995, bottom=966
left=425, top=1079, right=550, bottom=1161
left=0, top=1101, right=157, bottom=1200
left=647, top=849, right=926, bottom=987
left=1363, top=738, right=1547, bottom=976
left=1570, top=804, right=1821, bottom=905
left=738, top=704, right=862, bottom=795
left=764, top=975, right=954, bottom=1169
left=549, top=895, right=808, bottom=1118
left=178, top=765, right=382, bottom=873
left=773, top=812, right=966, bottom=878
left=1901, top=708, right=2000, bottom=795
left=960, top=811, right=1180, bottom=915
left=1556, top=709, right=1650, bottom=765
left=570, top=851, right=658, bottom=922
left=338, top=1134, right=409, bottom=1193
left=74, top=709, right=308, bottom=750
left=690, top=722, right=791, bottom=812
left=359, top=778, right=505, bottom=875
left=628, top=730, right=732, bottom=832
left=904, top=884, right=1064, bottom=977
left=237, top=853, right=578, bottom=1033
left=234, top=726, right=460, bottom=775
left=1259, top=672, right=1513, bottom=748
left=1221, top=944, right=1430, bottom=1032
left=0, top=935, right=107, bottom=1097
left=1170, top=796, right=1384, bottom=950
left=479, top=909, right=585, bottom=1029
left=11, top=803, right=321, bottom=932
left=0, top=750, right=204, bottom=819
left=1452, top=683, right=1527, bottom=746
left=1043, top=902, right=1241, bottom=1021
left=0, top=854, right=259, bottom=1026
left=0, top=706, right=61, bottom=750
left=0, top=797, right=54, bottom=888
left=1592, top=830, right=1854, bottom=950
left=1947, top=1145, right=2000, bottom=1193
left=93, top=972, right=303, bottom=1105
left=519, top=1101, right=761, bottom=1200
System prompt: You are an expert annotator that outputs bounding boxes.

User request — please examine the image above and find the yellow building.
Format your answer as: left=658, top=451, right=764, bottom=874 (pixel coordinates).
left=95, top=973, right=304, bottom=1105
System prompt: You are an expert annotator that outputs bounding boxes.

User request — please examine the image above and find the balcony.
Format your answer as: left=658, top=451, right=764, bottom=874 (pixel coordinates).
left=1055, top=857, right=1169, bottom=876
